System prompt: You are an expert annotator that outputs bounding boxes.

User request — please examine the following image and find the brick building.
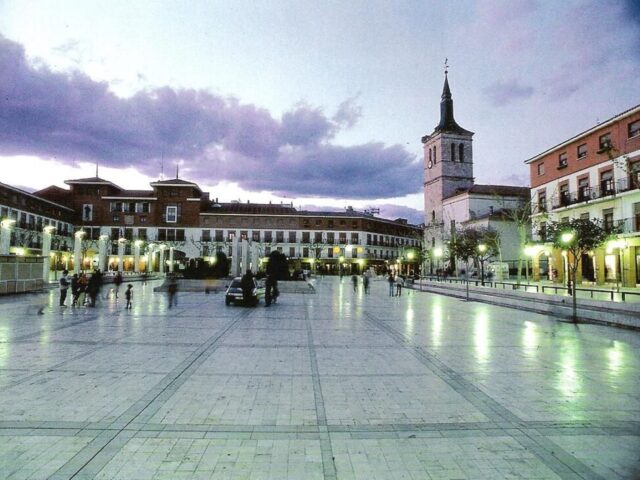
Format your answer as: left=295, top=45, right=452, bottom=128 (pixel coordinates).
left=525, top=104, right=640, bottom=287
left=0, top=175, right=422, bottom=279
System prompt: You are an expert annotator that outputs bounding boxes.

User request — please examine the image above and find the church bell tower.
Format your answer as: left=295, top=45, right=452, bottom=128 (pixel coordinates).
left=423, top=69, right=474, bottom=249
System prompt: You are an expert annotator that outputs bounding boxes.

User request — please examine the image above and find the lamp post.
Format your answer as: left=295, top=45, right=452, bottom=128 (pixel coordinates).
left=560, top=231, right=575, bottom=295
left=433, top=247, right=443, bottom=280
left=477, top=243, right=487, bottom=286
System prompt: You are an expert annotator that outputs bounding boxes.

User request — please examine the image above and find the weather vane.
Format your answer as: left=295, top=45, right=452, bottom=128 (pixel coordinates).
left=444, top=58, right=450, bottom=75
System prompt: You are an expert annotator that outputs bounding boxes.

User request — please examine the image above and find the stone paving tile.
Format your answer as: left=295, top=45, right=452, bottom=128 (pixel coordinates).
left=0, top=435, right=94, bottom=480
left=196, top=346, right=313, bottom=375
left=321, top=375, right=488, bottom=426
left=221, top=328, right=310, bottom=346
left=0, top=370, right=165, bottom=422
left=59, top=344, right=198, bottom=374
left=150, top=374, right=317, bottom=426
left=549, top=435, right=640, bottom=480
left=314, top=347, right=428, bottom=375
left=331, top=436, right=562, bottom=480
left=92, top=437, right=324, bottom=480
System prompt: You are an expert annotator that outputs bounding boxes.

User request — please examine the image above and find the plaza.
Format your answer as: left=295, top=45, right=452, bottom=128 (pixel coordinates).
left=0, top=278, right=639, bottom=479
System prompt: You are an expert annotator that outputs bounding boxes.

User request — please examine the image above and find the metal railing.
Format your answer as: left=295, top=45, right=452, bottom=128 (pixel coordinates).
left=548, top=177, right=639, bottom=211
left=415, top=275, right=640, bottom=302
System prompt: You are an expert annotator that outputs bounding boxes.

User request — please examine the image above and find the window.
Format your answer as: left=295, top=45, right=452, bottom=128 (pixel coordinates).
left=327, top=232, right=334, bottom=244
left=314, top=232, right=323, bottom=243
left=166, top=205, right=177, bottom=223
left=603, top=208, right=615, bottom=232
left=634, top=202, right=640, bottom=231
left=288, top=231, right=296, bottom=243
left=629, top=120, right=640, bottom=139
left=339, top=232, right=347, bottom=244
left=289, top=247, right=295, bottom=257
left=537, top=163, right=545, bottom=176
left=264, top=231, right=272, bottom=242
left=138, top=228, right=147, bottom=240
left=598, top=133, right=612, bottom=152
left=215, top=230, right=224, bottom=241
left=176, top=229, right=185, bottom=241
left=303, top=247, right=309, bottom=257
left=276, top=231, right=284, bottom=242
left=202, top=229, right=211, bottom=242
left=577, top=178, right=589, bottom=201
left=428, top=148, right=432, bottom=163
left=558, top=153, right=568, bottom=168
left=459, top=143, right=464, bottom=163
left=630, top=162, right=640, bottom=189
left=112, top=215, right=120, bottom=222
left=559, top=183, right=570, bottom=206
left=302, top=231, right=310, bottom=243
left=450, top=143, right=456, bottom=162
left=600, top=170, right=614, bottom=195
left=328, top=219, right=334, bottom=228
left=350, top=233, right=359, bottom=244
left=577, top=143, right=587, bottom=159
left=252, top=231, right=260, bottom=241
left=580, top=213, right=590, bottom=221
left=433, top=145, right=437, bottom=164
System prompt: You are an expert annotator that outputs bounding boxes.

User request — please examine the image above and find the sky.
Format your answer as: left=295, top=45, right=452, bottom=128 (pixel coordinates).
left=1, top=0, right=639, bottom=225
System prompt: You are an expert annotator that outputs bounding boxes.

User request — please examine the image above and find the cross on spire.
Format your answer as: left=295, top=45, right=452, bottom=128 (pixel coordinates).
left=444, top=58, right=450, bottom=76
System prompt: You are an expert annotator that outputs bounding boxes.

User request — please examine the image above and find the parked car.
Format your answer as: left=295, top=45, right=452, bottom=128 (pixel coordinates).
left=224, top=277, right=265, bottom=306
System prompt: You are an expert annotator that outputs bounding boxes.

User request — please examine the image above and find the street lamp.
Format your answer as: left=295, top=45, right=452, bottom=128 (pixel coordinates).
left=560, top=231, right=575, bottom=294
left=477, top=244, right=487, bottom=285
left=433, top=247, right=443, bottom=279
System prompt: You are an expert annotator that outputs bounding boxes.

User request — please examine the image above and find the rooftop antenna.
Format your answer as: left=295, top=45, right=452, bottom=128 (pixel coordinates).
left=160, top=152, right=164, bottom=180
left=176, top=162, right=179, bottom=179
left=444, top=57, right=450, bottom=76
left=95, top=160, right=99, bottom=178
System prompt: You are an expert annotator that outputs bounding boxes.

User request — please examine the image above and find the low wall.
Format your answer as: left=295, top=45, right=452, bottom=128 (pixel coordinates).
left=0, top=255, right=44, bottom=295
left=414, top=280, right=640, bottom=330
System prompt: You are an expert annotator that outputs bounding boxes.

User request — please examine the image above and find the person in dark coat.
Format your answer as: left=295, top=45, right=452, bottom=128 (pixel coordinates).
left=387, top=271, right=395, bottom=297
left=167, top=275, right=178, bottom=308
left=113, top=271, right=123, bottom=298
left=240, top=269, right=255, bottom=307
left=265, top=274, right=279, bottom=306
left=59, top=270, right=70, bottom=306
left=70, top=274, right=79, bottom=306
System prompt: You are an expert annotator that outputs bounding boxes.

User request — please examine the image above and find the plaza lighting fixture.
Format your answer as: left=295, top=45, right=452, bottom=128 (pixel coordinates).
left=15, top=248, right=25, bottom=256
left=1, top=218, right=16, bottom=228
left=134, top=240, right=144, bottom=247
left=43, top=225, right=55, bottom=233
left=74, top=230, right=85, bottom=239
left=561, top=232, right=575, bottom=244
left=433, top=247, right=443, bottom=258
left=407, top=251, right=415, bottom=260
left=477, top=244, right=487, bottom=285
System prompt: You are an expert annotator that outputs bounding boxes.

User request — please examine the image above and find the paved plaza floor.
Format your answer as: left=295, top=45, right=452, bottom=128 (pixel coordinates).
left=0, top=277, right=639, bottom=479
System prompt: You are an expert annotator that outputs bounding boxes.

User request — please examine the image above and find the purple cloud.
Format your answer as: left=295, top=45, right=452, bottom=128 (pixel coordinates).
left=483, top=79, right=534, bottom=107
left=0, top=35, right=421, bottom=200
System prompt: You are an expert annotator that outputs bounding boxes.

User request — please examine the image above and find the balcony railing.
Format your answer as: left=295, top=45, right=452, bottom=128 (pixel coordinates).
left=549, top=177, right=639, bottom=210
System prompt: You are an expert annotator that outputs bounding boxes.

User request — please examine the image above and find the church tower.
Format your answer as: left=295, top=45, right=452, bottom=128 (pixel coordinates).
left=423, top=71, right=474, bottom=249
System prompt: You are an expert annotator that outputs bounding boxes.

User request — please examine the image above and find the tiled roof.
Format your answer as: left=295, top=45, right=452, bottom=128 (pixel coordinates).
left=104, top=190, right=155, bottom=198
left=445, top=184, right=529, bottom=200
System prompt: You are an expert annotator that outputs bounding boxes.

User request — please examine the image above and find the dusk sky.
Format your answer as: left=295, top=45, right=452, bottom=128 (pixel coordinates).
left=1, top=0, right=639, bottom=225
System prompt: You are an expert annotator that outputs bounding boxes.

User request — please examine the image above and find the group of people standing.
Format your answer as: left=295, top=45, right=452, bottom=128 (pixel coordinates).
left=59, top=270, right=133, bottom=309
left=351, top=272, right=371, bottom=294
left=387, top=271, right=404, bottom=296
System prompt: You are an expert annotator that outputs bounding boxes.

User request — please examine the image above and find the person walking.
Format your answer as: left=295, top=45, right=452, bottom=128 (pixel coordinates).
left=125, top=284, right=133, bottom=309
left=362, top=272, right=370, bottom=294
left=77, top=273, right=88, bottom=306
left=240, top=269, right=255, bottom=307
left=167, top=275, right=178, bottom=308
left=59, top=270, right=70, bottom=306
left=351, top=274, right=358, bottom=292
left=265, top=273, right=278, bottom=306
left=387, top=271, right=395, bottom=297
left=396, top=276, right=403, bottom=296
left=70, top=273, right=79, bottom=306
left=113, top=271, right=123, bottom=299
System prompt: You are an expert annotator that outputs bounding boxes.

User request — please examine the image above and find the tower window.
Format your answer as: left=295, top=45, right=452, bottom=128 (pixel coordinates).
left=433, top=146, right=437, bottom=164
left=451, top=143, right=456, bottom=162
left=429, top=149, right=432, bottom=163
left=459, top=144, right=464, bottom=162
left=431, top=210, right=435, bottom=222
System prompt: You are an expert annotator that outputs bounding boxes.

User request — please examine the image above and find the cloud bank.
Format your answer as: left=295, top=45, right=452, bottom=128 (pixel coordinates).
left=0, top=35, right=420, bottom=200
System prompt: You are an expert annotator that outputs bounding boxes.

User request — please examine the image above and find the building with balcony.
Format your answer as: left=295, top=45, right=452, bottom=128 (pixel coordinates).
left=0, top=175, right=422, bottom=280
left=525, top=104, right=640, bottom=287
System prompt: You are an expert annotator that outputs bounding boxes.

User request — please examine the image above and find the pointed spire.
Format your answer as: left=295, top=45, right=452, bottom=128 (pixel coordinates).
left=95, top=161, right=99, bottom=177
left=176, top=163, right=179, bottom=179
left=434, top=68, right=472, bottom=136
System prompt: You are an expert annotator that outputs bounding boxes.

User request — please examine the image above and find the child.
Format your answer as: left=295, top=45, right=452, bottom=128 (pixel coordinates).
left=125, top=284, right=133, bottom=309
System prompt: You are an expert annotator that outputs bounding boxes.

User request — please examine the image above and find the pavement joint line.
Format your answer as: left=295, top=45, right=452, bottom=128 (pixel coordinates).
left=51, top=309, right=250, bottom=480
left=363, top=310, right=607, bottom=480
left=305, top=310, right=338, bottom=480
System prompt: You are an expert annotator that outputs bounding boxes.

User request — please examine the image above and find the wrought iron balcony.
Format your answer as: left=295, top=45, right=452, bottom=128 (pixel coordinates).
left=549, top=176, right=639, bottom=210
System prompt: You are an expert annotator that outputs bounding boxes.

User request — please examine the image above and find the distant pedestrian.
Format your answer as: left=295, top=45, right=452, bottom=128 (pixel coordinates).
left=70, top=273, right=79, bottom=306
left=351, top=274, right=358, bottom=292
left=396, top=276, right=403, bottom=296
left=387, top=272, right=395, bottom=297
left=59, top=270, right=70, bottom=306
left=113, top=271, right=123, bottom=299
left=362, top=273, right=370, bottom=294
left=265, top=274, right=279, bottom=306
left=87, top=269, right=103, bottom=307
left=125, top=284, right=133, bottom=309
left=240, top=269, right=255, bottom=307
left=77, top=273, right=88, bottom=306
left=167, top=275, right=178, bottom=308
